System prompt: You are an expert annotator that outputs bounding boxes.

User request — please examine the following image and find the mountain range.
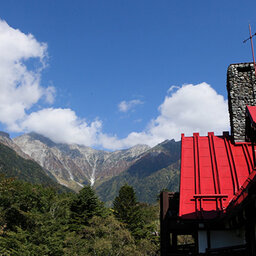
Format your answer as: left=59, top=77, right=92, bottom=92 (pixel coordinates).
left=96, top=139, right=181, bottom=205
left=0, top=131, right=181, bottom=204
left=0, top=132, right=69, bottom=192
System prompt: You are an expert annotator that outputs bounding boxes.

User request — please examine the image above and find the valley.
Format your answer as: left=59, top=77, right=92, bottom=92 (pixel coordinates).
left=0, top=131, right=181, bottom=204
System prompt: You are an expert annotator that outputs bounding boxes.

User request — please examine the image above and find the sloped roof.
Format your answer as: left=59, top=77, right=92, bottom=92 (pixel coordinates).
left=246, top=105, right=256, bottom=128
left=179, top=132, right=254, bottom=219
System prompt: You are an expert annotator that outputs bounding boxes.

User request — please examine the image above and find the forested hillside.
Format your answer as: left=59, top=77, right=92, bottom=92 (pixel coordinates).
left=96, top=140, right=181, bottom=205
left=0, top=177, right=160, bottom=255
left=0, top=142, right=69, bottom=192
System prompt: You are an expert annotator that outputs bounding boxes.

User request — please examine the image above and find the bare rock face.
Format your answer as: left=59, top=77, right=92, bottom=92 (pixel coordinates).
left=0, top=132, right=31, bottom=160
left=13, top=133, right=150, bottom=191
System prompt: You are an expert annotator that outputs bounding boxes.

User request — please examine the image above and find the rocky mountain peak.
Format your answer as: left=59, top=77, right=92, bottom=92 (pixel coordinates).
left=13, top=132, right=151, bottom=190
left=27, top=132, right=57, bottom=147
left=0, top=131, right=181, bottom=204
left=0, top=131, right=31, bottom=160
left=0, top=131, right=10, bottom=138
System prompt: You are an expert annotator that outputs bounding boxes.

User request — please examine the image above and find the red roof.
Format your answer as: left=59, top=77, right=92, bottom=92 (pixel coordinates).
left=246, top=106, right=256, bottom=128
left=179, top=132, right=254, bottom=219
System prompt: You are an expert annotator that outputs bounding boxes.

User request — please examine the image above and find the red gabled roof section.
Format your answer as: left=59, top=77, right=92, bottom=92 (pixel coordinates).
left=227, top=169, right=256, bottom=210
left=179, top=132, right=254, bottom=219
left=247, top=106, right=256, bottom=128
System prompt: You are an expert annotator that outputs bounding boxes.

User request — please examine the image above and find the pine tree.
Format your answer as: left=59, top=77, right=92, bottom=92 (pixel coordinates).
left=70, top=185, right=105, bottom=226
left=113, top=184, right=143, bottom=238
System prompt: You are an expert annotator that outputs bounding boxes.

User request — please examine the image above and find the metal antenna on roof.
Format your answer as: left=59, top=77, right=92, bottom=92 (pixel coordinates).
left=243, top=24, right=256, bottom=80
left=244, top=25, right=256, bottom=167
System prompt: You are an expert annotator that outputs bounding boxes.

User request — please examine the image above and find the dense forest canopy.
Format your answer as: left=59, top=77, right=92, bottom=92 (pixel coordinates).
left=0, top=176, right=160, bottom=255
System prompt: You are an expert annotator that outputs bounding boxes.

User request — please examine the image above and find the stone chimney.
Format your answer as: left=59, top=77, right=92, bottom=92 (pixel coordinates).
left=227, top=63, right=256, bottom=142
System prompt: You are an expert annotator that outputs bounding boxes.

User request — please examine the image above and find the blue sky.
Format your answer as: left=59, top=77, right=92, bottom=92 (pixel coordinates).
left=0, top=1, right=255, bottom=150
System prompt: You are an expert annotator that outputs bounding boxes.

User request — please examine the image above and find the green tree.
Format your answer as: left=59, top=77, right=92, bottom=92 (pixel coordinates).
left=69, top=185, right=105, bottom=227
left=0, top=176, right=160, bottom=255
left=0, top=176, right=70, bottom=255
left=64, top=215, right=141, bottom=256
left=113, top=184, right=143, bottom=238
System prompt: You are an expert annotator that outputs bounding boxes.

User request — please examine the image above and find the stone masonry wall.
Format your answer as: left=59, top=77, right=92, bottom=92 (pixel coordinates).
left=227, top=63, right=256, bottom=142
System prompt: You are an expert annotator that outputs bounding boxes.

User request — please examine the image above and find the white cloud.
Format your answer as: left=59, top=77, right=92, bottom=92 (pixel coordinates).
left=118, top=99, right=143, bottom=112
left=167, top=85, right=179, bottom=93
left=44, top=86, right=56, bottom=104
left=0, top=20, right=229, bottom=151
left=0, top=19, right=54, bottom=131
left=21, top=108, right=102, bottom=146
left=18, top=83, right=229, bottom=150
left=0, top=19, right=102, bottom=147
left=151, top=82, right=229, bottom=139
left=98, top=83, right=229, bottom=149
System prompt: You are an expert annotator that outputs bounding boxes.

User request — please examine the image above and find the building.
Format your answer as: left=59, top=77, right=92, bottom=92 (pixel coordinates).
left=160, top=63, right=256, bottom=256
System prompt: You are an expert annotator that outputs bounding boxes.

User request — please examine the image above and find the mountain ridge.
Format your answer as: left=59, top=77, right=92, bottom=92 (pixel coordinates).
left=13, top=132, right=151, bottom=191
left=95, top=139, right=181, bottom=205
left=0, top=141, right=70, bottom=192
left=0, top=131, right=181, bottom=204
